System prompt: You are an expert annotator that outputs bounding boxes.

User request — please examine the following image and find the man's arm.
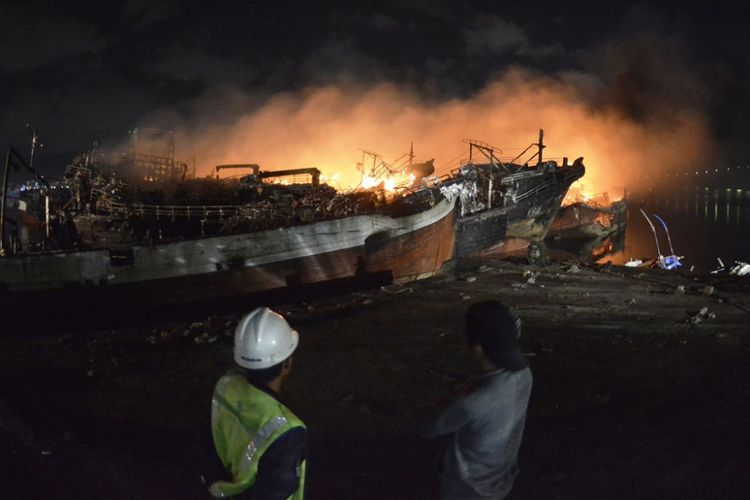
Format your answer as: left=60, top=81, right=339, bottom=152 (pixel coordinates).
left=414, top=392, right=471, bottom=438
left=246, top=426, right=308, bottom=500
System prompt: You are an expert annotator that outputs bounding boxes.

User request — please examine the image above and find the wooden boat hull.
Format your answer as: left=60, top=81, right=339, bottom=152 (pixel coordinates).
left=0, top=198, right=457, bottom=309
left=364, top=199, right=456, bottom=281
left=450, top=161, right=585, bottom=259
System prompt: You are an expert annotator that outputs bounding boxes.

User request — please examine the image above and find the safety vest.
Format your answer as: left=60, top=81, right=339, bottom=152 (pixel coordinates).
left=209, top=369, right=306, bottom=499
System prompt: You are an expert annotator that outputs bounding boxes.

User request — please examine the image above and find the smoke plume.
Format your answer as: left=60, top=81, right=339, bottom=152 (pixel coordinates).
left=155, top=67, right=712, bottom=195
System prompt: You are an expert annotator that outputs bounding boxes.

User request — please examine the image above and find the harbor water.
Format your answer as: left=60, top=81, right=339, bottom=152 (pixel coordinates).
left=601, top=186, right=750, bottom=271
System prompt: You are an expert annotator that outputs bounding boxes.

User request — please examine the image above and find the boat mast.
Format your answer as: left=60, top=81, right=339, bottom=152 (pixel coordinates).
left=537, top=128, right=545, bottom=166
left=28, top=126, right=41, bottom=168
left=0, top=149, right=10, bottom=256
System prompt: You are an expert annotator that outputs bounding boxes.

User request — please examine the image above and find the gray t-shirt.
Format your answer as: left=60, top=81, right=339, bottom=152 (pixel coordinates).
left=419, top=367, right=533, bottom=500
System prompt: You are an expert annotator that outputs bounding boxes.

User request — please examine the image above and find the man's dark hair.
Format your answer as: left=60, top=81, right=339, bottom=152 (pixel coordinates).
left=244, top=361, right=284, bottom=384
left=465, top=300, right=527, bottom=371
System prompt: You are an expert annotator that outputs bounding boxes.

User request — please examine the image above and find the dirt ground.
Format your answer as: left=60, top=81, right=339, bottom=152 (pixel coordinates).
left=2, top=259, right=749, bottom=499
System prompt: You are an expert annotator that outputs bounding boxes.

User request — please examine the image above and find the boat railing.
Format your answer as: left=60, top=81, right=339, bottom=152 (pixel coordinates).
left=65, top=164, right=93, bottom=177
left=463, top=139, right=505, bottom=167
left=101, top=201, right=245, bottom=221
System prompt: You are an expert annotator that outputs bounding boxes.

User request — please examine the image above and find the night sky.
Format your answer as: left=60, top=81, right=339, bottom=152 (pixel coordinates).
left=2, top=1, right=749, bottom=176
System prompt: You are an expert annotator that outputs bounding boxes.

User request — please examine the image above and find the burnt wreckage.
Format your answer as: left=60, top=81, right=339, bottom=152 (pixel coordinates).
left=0, top=129, right=583, bottom=309
left=547, top=193, right=628, bottom=242
left=444, top=131, right=585, bottom=260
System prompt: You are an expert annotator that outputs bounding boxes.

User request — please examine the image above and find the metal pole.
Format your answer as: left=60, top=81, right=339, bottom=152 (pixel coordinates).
left=538, top=129, right=544, bottom=166
left=0, top=148, right=11, bottom=256
left=45, top=194, right=50, bottom=241
left=29, top=128, right=39, bottom=168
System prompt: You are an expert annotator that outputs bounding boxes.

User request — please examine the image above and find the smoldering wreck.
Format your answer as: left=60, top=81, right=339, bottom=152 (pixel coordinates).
left=0, top=129, right=583, bottom=316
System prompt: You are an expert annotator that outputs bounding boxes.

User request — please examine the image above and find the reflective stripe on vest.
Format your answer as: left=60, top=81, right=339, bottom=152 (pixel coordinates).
left=209, top=371, right=305, bottom=499
left=209, top=415, right=288, bottom=498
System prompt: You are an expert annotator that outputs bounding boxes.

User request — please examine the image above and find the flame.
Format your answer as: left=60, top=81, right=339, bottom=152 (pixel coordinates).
left=563, top=181, right=625, bottom=207
left=361, top=175, right=380, bottom=189
left=319, top=172, right=341, bottom=187
left=359, top=170, right=416, bottom=192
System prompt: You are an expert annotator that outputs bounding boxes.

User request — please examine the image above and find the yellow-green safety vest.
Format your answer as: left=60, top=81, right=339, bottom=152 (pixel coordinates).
left=209, top=369, right=306, bottom=499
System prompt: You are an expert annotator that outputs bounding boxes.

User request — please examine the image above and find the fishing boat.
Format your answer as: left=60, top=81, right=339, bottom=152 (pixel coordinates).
left=442, top=130, right=585, bottom=260
left=547, top=194, right=627, bottom=241
left=0, top=147, right=456, bottom=307
left=0, top=129, right=583, bottom=316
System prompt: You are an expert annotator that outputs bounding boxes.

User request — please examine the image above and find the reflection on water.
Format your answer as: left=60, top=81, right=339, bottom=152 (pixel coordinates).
left=547, top=187, right=750, bottom=271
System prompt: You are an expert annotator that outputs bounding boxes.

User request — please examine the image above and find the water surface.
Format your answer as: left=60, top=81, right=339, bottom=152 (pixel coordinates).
left=550, top=186, right=750, bottom=271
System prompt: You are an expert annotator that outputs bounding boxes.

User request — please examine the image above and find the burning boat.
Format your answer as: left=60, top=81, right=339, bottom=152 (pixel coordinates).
left=442, top=130, right=585, bottom=260
left=0, top=131, right=458, bottom=313
left=547, top=191, right=628, bottom=241
left=0, top=128, right=583, bottom=314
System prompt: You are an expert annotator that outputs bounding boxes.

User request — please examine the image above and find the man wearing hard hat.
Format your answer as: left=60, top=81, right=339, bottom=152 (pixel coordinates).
left=203, top=307, right=307, bottom=499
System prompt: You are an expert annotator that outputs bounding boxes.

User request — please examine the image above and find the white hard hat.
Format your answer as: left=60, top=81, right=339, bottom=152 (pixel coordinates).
left=234, top=307, right=299, bottom=369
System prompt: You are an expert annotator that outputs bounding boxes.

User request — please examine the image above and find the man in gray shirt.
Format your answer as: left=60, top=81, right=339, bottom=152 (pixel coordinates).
left=417, top=301, right=533, bottom=500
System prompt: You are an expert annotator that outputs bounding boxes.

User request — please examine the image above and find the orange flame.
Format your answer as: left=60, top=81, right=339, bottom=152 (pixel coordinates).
left=563, top=182, right=626, bottom=207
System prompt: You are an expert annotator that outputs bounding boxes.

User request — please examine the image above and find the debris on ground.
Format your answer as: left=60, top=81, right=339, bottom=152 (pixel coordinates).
left=711, top=258, right=750, bottom=276
left=380, top=283, right=412, bottom=295
left=523, top=270, right=538, bottom=284
left=711, top=258, right=726, bottom=274
left=689, top=306, right=716, bottom=325
left=731, top=261, right=750, bottom=276
left=194, top=332, right=214, bottom=344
